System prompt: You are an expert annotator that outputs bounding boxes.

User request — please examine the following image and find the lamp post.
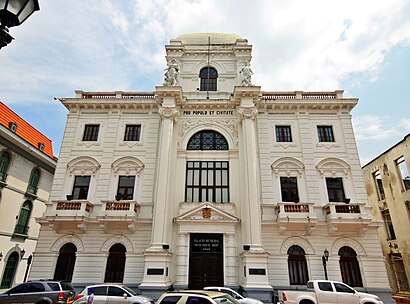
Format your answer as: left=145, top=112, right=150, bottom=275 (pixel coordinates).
left=20, top=249, right=33, bottom=283
left=322, top=249, right=329, bottom=280
left=0, top=0, right=40, bottom=49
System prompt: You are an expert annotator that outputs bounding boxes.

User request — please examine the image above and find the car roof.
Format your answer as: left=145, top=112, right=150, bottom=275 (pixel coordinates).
left=163, top=290, right=227, bottom=298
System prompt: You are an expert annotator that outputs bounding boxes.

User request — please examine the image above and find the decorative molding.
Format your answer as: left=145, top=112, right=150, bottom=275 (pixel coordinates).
left=112, top=156, right=145, bottom=175
left=280, top=236, right=315, bottom=255
left=271, top=157, right=305, bottom=177
left=175, top=203, right=239, bottom=223
left=331, top=237, right=366, bottom=256
left=67, top=156, right=100, bottom=176
left=238, top=107, right=258, bottom=120
left=101, top=234, right=134, bottom=252
left=50, top=234, right=84, bottom=252
left=316, top=157, right=350, bottom=177
left=158, top=107, right=179, bottom=121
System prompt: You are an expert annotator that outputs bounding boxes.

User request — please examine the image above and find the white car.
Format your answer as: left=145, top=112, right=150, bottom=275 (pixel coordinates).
left=72, top=284, right=154, bottom=304
left=204, top=287, right=263, bottom=304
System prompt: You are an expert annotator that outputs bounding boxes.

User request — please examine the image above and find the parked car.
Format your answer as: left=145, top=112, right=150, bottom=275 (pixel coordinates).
left=0, top=279, right=75, bottom=304
left=157, top=290, right=240, bottom=304
left=72, top=284, right=154, bottom=304
left=203, top=287, right=263, bottom=304
left=279, top=280, right=383, bottom=304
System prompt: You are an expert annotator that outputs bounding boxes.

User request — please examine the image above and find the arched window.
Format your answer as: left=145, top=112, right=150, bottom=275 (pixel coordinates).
left=200, top=67, right=218, bottom=91
left=288, top=245, right=309, bottom=285
left=0, top=151, right=11, bottom=182
left=27, top=167, right=40, bottom=194
left=0, top=251, right=19, bottom=289
left=14, top=201, right=32, bottom=235
left=53, top=243, right=77, bottom=282
left=187, top=130, right=228, bottom=150
left=104, top=243, right=126, bottom=283
left=339, top=246, right=363, bottom=287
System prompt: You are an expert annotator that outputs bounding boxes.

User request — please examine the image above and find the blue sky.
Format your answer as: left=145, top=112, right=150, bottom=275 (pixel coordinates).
left=1, top=0, right=409, bottom=165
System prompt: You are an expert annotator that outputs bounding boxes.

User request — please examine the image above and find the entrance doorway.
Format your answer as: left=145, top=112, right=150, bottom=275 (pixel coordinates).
left=189, top=233, right=223, bottom=289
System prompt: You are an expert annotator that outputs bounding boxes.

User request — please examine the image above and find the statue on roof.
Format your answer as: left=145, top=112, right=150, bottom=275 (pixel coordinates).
left=240, top=60, right=253, bottom=86
left=163, top=59, right=179, bottom=86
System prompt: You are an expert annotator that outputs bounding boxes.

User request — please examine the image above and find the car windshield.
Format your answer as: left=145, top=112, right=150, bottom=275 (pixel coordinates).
left=120, top=285, right=139, bottom=296
left=213, top=295, right=240, bottom=304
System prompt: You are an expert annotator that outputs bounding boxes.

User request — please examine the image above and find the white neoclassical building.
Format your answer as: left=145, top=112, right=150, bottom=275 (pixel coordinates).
left=31, top=33, right=392, bottom=302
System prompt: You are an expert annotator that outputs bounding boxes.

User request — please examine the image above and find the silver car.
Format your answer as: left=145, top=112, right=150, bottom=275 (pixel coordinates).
left=73, top=284, right=153, bottom=304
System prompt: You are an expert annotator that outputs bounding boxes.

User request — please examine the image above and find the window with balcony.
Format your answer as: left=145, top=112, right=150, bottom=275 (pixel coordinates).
left=280, top=177, right=299, bottom=203
left=199, top=67, right=218, bottom=91
left=326, top=177, right=345, bottom=202
left=27, top=167, right=40, bottom=195
left=373, top=170, right=385, bottom=200
left=72, top=176, right=91, bottom=200
left=382, top=210, right=396, bottom=240
left=14, top=200, right=32, bottom=235
left=0, top=151, right=11, bottom=182
left=339, top=246, right=363, bottom=287
left=53, top=243, right=77, bottom=282
left=276, top=126, right=292, bottom=142
left=104, top=243, right=126, bottom=283
left=395, top=156, right=410, bottom=191
left=288, top=245, right=309, bottom=285
left=317, top=126, right=335, bottom=142
left=124, top=125, right=141, bottom=141
left=117, top=176, right=135, bottom=200
left=82, top=124, right=100, bottom=141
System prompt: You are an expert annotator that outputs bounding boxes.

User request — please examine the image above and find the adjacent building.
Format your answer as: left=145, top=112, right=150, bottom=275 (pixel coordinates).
left=363, top=134, right=410, bottom=302
left=30, top=33, right=392, bottom=302
left=0, top=102, right=56, bottom=290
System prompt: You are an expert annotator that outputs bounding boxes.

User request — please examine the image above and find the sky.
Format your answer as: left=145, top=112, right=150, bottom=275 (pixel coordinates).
left=1, top=0, right=409, bottom=166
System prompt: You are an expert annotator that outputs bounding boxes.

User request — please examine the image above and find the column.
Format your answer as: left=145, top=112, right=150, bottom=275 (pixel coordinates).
left=140, top=86, right=182, bottom=290
left=234, top=86, right=271, bottom=296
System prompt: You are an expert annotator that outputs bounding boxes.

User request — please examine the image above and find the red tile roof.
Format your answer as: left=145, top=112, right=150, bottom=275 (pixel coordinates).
left=0, top=102, right=54, bottom=159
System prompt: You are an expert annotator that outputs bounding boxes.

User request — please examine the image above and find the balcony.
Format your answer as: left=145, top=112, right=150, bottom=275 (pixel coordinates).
left=323, top=202, right=372, bottom=235
left=275, top=202, right=318, bottom=234
left=41, top=200, right=93, bottom=232
left=97, top=200, right=140, bottom=232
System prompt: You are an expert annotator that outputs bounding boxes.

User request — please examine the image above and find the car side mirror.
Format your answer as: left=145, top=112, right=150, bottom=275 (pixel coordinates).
left=123, top=293, right=128, bottom=299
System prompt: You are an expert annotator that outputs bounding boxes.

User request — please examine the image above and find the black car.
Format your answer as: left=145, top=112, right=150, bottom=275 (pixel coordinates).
left=0, top=280, right=75, bottom=304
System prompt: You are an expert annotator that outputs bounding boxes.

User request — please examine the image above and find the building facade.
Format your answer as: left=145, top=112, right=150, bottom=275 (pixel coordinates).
left=363, top=134, right=410, bottom=302
left=31, top=33, right=391, bottom=302
left=0, top=102, right=56, bottom=290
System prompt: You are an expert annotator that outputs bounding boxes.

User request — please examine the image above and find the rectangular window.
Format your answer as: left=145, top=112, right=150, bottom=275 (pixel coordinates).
left=326, top=177, right=345, bottom=202
left=124, top=125, right=141, bottom=141
left=185, top=161, right=229, bottom=203
left=276, top=126, right=292, bottom=142
left=317, top=126, right=335, bottom=142
left=117, top=176, right=135, bottom=200
left=382, top=210, right=396, bottom=240
left=82, top=124, right=100, bottom=141
left=395, top=156, right=410, bottom=191
left=373, top=170, right=386, bottom=200
left=280, top=177, right=299, bottom=202
left=72, top=176, right=91, bottom=200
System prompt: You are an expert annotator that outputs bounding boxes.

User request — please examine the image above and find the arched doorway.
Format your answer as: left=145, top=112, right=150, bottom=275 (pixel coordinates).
left=0, top=251, right=19, bottom=288
left=287, top=245, right=309, bottom=285
left=104, top=243, right=126, bottom=283
left=339, top=246, right=363, bottom=287
left=53, top=243, right=77, bottom=281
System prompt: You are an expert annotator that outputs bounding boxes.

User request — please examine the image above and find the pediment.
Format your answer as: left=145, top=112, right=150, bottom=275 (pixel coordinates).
left=175, top=203, right=240, bottom=223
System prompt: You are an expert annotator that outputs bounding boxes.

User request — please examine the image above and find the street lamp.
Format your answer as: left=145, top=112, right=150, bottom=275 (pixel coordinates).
left=322, top=249, right=329, bottom=280
left=0, top=0, right=40, bottom=49
left=20, top=249, right=33, bottom=283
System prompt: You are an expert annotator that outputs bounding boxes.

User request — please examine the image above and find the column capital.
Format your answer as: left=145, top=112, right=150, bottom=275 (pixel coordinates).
left=238, top=107, right=258, bottom=120
left=155, top=86, right=184, bottom=106
left=158, top=107, right=179, bottom=121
